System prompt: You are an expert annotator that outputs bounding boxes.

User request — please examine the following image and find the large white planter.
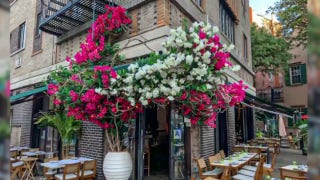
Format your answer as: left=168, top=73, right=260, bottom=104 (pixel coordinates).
left=103, top=151, right=133, bottom=180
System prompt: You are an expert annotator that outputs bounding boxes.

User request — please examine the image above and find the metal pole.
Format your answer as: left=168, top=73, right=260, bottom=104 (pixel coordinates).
left=135, top=111, right=145, bottom=180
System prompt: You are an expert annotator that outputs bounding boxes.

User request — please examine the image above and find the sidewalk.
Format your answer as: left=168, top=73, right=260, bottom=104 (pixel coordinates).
left=272, top=148, right=307, bottom=178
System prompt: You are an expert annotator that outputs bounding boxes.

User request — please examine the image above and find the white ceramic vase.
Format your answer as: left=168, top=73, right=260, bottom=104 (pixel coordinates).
left=103, top=151, right=133, bottom=180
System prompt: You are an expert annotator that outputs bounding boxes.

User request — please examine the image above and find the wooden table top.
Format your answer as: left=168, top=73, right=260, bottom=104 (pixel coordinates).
left=210, top=153, right=257, bottom=168
left=40, top=157, right=94, bottom=169
left=280, top=165, right=308, bottom=173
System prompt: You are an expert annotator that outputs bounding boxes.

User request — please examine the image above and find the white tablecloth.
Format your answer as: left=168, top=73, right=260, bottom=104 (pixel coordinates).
left=41, top=157, right=94, bottom=169
left=281, top=165, right=308, bottom=173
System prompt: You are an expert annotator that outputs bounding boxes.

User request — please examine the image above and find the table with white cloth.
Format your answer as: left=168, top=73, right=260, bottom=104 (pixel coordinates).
left=280, top=164, right=308, bottom=179
left=40, top=157, right=94, bottom=169
left=234, top=144, right=270, bottom=163
left=22, top=151, right=47, bottom=157
left=210, top=152, right=257, bottom=173
left=10, top=146, right=29, bottom=152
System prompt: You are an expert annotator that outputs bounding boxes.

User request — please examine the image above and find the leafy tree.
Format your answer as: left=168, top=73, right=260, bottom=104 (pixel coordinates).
left=268, top=0, right=308, bottom=47
left=251, top=24, right=291, bottom=73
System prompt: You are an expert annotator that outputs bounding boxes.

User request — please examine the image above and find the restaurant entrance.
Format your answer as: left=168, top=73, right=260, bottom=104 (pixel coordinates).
left=135, top=105, right=191, bottom=180
left=144, top=106, right=169, bottom=178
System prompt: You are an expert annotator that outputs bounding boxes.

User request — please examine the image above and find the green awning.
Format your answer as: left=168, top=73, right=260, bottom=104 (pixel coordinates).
left=245, top=93, right=295, bottom=115
left=10, top=86, right=48, bottom=102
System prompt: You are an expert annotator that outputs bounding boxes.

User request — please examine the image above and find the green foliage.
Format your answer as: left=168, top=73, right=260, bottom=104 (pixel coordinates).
left=308, top=13, right=320, bottom=57
left=0, top=121, right=10, bottom=140
left=256, top=129, right=264, bottom=138
left=268, top=0, right=308, bottom=48
left=251, top=24, right=291, bottom=73
left=35, top=111, right=82, bottom=145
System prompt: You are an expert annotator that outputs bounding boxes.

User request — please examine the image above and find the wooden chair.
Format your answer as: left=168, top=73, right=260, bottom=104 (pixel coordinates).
left=279, top=168, right=307, bottom=180
left=263, top=153, right=277, bottom=176
left=10, top=159, right=24, bottom=180
left=267, top=142, right=276, bottom=155
left=10, top=150, right=18, bottom=162
left=242, top=153, right=277, bottom=176
left=232, top=147, right=244, bottom=153
left=197, top=158, right=222, bottom=179
left=219, top=150, right=226, bottom=159
left=18, top=149, right=30, bottom=160
left=287, top=136, right=295, bottom=148
left=80, top=160, right=97, bottom=180
left=54, top=162, right=81, bottom=180
left=43, top=157, right=59, bottom=180
left=208, top=154, right=220, bottom=170
left=232, top=158, right=264, bottom=180
left=248, top=147, right=261, bottom=165
left=215, top=153, right=222, bottom=161
left=203, top=165, right=231, bottom=180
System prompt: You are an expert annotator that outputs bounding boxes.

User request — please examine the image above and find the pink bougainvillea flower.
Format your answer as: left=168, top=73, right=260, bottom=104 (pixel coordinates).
left=69, top=90, right=79, bottom=102
left=47, top=84, right=59, bottom=95
left=199, top=29, right=207, bottom=40
left=53, top=99, right=62, bottom=105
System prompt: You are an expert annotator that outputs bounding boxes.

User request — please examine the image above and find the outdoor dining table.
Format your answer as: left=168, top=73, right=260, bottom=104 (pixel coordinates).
left=22, top=151, right=47, bottom=157
left=234, top=144, right=270, bottom=163
left=210, top=152, right=257, bottom=173
left=280, top=164, right=308, bottom=178
left=40, top=157, right=94, bottom=169
left=20, top=157, right=38, bottom=180
left=10, top=146, right=29, bottom=152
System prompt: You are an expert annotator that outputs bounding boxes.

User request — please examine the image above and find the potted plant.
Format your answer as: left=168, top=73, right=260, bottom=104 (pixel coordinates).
left=35, top=110, right=82, bottom=159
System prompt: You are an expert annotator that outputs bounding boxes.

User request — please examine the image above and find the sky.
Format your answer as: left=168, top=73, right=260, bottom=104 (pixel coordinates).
left=249, top=0, right=279, bottom=26
left=249, top=0, right=278, bottom=16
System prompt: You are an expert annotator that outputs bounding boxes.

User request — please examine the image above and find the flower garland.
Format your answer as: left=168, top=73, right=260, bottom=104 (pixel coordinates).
left=47, top=4, right=247, bottom=136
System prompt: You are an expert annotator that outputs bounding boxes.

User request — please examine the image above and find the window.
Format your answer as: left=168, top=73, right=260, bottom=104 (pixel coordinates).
left=195, top=0, right=202, bottom=6
left=290, top=65, right=302, bottom=84
left=220, top=2, right=235, bottom=42
left=243, top=34, right=248, bottom=60
left=286, top=64, right=307, bottom=86
left=10, top=22, right=26, bottom=53
left=18, top=23, right=26, bottom=49
left=35, top=13, right=42, bottom=36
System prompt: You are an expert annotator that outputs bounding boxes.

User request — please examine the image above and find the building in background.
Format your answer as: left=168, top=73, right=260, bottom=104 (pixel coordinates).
left=250, top=7, right=308, bottom=135
left=10, top=0, right=255, bottom=178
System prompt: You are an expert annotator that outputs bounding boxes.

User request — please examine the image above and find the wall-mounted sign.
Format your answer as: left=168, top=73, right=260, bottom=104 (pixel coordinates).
left=173, top=129, right=182, bottom=140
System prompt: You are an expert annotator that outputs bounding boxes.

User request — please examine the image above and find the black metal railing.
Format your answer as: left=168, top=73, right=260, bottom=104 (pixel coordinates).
left=257, top=87, right=284, bottom=102
left=40, top=0, right=118, bottom=36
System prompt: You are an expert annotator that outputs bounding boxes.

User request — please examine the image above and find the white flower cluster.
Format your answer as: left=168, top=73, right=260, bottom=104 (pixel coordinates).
left=99, top=22, right=241, bottom=107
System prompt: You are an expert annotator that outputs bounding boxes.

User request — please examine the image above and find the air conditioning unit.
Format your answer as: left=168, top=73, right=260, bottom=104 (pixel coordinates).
left=15, top=57, right=22, bottom=68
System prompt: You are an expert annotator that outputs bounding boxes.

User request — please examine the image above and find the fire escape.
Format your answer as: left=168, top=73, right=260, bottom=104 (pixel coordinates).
left=39, top=0, right=118, bottom=36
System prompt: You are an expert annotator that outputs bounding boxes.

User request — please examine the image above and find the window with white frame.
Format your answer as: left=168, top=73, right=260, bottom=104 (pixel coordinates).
left=290, top=65, right=302, bottom=84
left=220, top=2, right=235, bottom=42
left=10, top=22, right=26, bottom=53
left=18, top=22, right=26, bottom=49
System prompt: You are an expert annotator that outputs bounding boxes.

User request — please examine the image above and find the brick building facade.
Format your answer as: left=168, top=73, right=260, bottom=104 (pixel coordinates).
left=251, top=9, right=308, bottom=134
left=10, top=0, right=255, bottom=179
